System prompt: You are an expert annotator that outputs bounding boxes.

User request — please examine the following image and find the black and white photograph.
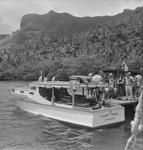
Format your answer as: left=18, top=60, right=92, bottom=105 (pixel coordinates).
left=0, top=0, right=143, bottom=150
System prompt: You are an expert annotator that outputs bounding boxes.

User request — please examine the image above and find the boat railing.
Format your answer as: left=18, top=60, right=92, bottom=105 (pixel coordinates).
left=12, top=87, right=29, bottom=91
left=31, top=81, right=106, bottom=89
left=73, top=103, right=122, bottom=112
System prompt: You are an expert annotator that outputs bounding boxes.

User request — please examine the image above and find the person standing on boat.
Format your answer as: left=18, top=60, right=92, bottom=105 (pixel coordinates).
left=44, top=77, right=48, bottom=82
left=133, top=74, right=142, bottom=100
left=92, top=71, right=103, bottom=100
left=92, top=71, right=102, bottom=83
left=124, top=72, right=134, bottom=100
left=51, top=76, right=56, bottom=81
left=87, top=73, right=93, bottom=98
left=88, top=73, right=93, bottom=82
left=108, top=73, right=115, bottom=99
left=38, top=70, right=43, bottom=82
left=117, top=73, right=125, bottom=98
left=122, top=57, right=128, bottom=74
left=38, top=75, right=43, bottom=82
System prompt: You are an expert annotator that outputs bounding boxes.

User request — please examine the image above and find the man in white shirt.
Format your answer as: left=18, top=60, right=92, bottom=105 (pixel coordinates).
left=92, top=72, right=102, bottom=83
left=134, top=74, right=142, bottom=99
left=38, top=75, right=43, bottom=82
left=51, top=76, right=56, bottom=81
left=124, top=72, right=134, bottom=100
left=122, top=58, right=128, bottom=72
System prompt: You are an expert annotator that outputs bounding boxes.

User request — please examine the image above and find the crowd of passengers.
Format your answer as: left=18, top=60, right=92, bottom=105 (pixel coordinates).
left=88, top=71, right=143, bottom=101
left=38, top=69, right=142, bottom=102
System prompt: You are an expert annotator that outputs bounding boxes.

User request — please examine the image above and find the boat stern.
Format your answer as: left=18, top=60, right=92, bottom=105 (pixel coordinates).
left=92, top=105, right=125, bottom=128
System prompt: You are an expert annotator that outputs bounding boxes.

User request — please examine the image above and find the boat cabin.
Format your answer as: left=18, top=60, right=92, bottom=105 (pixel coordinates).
left=30, top=75, right=107, bottom=109
left=69, top=75, right=91, bottom=84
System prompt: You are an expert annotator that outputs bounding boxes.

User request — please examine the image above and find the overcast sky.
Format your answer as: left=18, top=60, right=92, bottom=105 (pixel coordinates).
left=0, top=0, right=143, bottom=34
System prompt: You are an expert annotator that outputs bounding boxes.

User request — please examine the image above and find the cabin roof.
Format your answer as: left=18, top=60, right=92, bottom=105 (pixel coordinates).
left=69, top=75, right=91, bottom=80
left=31, top=80, right=105, bottom=88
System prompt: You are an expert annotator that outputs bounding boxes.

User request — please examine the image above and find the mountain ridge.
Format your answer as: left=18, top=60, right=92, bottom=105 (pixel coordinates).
left=20, top=10, right=111, bottom=37
left=17, top=6, right=143, bottom=38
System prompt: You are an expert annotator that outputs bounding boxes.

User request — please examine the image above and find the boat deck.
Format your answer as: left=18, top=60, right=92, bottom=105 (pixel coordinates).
left=108, top=96, right=138, bottom=105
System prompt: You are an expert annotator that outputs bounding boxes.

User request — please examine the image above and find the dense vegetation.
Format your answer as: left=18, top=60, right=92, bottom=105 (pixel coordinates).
left=0, top=34, right=9, bottom=40
left=0, top=7, right=143, bottom=80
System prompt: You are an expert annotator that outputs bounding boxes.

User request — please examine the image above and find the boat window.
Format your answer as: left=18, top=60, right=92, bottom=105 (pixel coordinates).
left=70, top=78, right=85, bottom=84
left=30, top=86, right=36, bottom=90
left=29, top=92, right=34, bottom=95
left=20, top=91, right=24, bottom=93
left=79, top=78, right=85, bottom=83
left=39, top=87, right=72, bottom=102
left=11, top=89, right=15, bottom=92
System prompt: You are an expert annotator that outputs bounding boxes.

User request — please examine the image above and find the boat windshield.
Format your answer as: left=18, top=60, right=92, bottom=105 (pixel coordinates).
left=30, top=86, right=36, bottom=90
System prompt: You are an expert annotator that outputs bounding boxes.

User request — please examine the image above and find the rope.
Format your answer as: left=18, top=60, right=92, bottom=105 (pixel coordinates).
left=125, top=89, right=143, bottom=150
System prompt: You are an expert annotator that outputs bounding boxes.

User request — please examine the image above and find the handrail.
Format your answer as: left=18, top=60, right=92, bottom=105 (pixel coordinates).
left=31, top=81, right=106, bottom=88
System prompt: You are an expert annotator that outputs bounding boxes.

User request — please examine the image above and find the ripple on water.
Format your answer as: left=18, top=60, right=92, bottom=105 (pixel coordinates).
left=35, top=118, right=95, bottom=150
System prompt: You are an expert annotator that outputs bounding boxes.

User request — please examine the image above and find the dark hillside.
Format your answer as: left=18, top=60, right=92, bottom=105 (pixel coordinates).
left=0, top=34, right=9, bottom=40
left=0, top=7, right=143, bottom=80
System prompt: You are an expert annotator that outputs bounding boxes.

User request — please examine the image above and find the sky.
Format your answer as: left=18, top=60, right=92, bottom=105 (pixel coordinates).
left=0, top=0, right=143, bottom=34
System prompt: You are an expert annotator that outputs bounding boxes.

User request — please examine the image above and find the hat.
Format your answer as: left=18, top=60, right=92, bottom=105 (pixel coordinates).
left=109, top=73, right=113, bottom=76
left=127, top=72, right=131, bottom=75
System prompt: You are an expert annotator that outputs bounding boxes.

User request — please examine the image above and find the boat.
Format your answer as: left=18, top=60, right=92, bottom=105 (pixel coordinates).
left=11, top=75, right=125, bottom=128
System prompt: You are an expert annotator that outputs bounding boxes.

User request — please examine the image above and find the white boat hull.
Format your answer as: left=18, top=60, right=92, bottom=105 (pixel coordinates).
left=11, top=84, right=125, bottom=128
left=15, top=97, right=125, bottom=128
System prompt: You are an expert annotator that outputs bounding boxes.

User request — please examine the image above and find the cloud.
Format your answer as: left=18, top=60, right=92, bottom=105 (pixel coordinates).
left=0, top=17, right=12, bottom=34
left=0, top=0, right=143, bottom=34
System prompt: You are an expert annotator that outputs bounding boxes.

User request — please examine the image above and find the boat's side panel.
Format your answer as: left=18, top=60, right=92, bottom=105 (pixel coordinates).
left=28, top=88, right=51, bottom=105
left=16, top=98, right=125, bottom=128
left=11, top=88, right=29, bottom=97
left=16, top=99, right=94, bottom=127
left=12, top=87, right=52, bottom=105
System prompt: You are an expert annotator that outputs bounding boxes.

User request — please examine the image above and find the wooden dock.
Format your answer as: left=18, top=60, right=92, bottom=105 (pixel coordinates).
left=109, top=99, right=137, bottom=105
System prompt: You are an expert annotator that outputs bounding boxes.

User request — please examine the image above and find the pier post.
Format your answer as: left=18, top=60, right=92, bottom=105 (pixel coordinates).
left=51, top=87, right=55, bottom=105
left=72, top=87, right=76, bottom=107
